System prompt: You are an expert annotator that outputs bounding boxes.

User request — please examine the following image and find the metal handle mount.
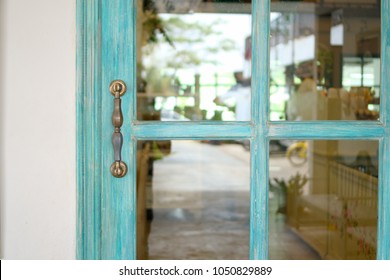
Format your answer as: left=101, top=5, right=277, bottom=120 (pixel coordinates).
left=110, top=80, right=128, bottom=178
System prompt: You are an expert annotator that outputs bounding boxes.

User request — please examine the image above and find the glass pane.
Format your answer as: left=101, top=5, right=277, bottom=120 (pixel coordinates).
left=270, top=0, right=380, bottom=121
left=136, top=0, right=252, bottom=121
left=269, top=140, right=378, bottom=259
left=136, top=140, right=250, bottom=259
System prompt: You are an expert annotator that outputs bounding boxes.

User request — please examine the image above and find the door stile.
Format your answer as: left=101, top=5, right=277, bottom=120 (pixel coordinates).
left=76, top=0, right=103, bottom=260
left=101, top=0, right=137, bottom=259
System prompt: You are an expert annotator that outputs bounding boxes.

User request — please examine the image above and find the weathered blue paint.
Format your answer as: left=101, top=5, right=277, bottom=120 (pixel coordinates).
left=133, top=122, right=253, bottom=140
left=76, top=0, right=102, bottom=260
left=251, top=0, right=270, bottom=259
left=268, top=121, right=384, bottom=139
left=378, top=0, right=390, bottom=259
left=250, top=135, right=269, bottom=260
left=77, top=0, right=390, bottom=260
left=378, top=134, right=390, bottom=259
left=101, top=0, right=137, bottom=259
left=381, top=0, right=389, bottom=125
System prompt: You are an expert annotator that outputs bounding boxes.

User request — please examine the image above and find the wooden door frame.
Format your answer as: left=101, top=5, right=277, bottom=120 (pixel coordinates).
left=76, top=0, right=102, bottom=259
left=76, top=0, right=390, bottom=259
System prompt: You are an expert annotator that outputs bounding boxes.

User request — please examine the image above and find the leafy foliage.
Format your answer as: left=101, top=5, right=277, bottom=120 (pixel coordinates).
left=141, top=14, right=237, bottom=73
left=269, top=172, right=308, bottom=214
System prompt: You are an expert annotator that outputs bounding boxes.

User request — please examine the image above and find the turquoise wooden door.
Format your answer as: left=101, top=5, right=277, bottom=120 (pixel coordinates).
left=77, top=0, right=390, bottom=259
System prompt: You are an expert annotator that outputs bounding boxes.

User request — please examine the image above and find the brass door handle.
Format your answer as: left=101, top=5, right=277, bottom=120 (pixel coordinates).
left=110, top=80, right=127, bottom=178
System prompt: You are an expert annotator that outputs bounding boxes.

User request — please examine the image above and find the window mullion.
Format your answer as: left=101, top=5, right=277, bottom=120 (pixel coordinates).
left=250, top=0, right=270, bottom=260
left=378, top=0, right=390, bottom=259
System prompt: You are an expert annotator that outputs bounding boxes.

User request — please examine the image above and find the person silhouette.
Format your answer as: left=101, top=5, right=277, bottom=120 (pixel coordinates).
left=214, top=71, right=251, bottom=121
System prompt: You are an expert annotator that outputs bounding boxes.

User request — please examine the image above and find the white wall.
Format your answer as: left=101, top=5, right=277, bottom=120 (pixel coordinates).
left=0, top=0, right=76, bottom=259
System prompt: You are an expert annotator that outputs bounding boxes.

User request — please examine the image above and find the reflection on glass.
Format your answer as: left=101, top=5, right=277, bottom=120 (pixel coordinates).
left=270, top=0, right=380, bottom=121
left=269, top=140, right=378, bottom=259
left=136, top=0, right=252, bottom=121
left=136, top=140, right=250, bottom=259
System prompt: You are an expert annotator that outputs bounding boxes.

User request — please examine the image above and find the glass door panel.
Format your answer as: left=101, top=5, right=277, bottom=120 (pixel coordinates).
left=269, top=0, right=381, bottom=121
left=136, top=140, right=250, bottom=259
left=136, top=0, right=252, bottom=121
left=79, top=0, right=390, bottom=261
left=269, top=139, right=378, bottom=259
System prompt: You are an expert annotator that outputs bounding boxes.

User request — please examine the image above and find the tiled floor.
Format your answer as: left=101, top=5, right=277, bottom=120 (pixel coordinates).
left=146, top=140, right=320, bottom=260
